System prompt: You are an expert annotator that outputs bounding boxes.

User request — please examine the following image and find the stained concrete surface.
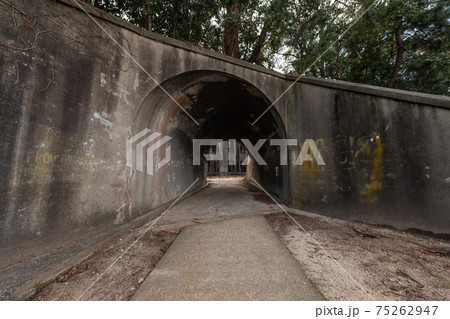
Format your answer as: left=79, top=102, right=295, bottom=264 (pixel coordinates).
left=155, top=177, right=279, bottom=227
left=0, top=178, right=278, bottom=300
left=132, top=215, right=324, bottom=301
left=0, top=226, right=120, bottom=300
left=0, top=183, right=209, bottom=300
left=1, top=0, right=449, bottom=257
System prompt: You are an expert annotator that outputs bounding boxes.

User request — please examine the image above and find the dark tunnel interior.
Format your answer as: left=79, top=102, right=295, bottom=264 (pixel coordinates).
left=131, top=71, right=290, bottom=214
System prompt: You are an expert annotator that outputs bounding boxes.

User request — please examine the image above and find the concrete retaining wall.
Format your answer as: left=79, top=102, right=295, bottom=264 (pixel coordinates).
left=284, top=82, right=450, bottom=234
left=0, top=0, right=448, bottom=264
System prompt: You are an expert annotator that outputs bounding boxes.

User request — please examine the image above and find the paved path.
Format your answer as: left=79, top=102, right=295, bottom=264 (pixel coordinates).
left=1, top=177, right=320, bottom=300
left=155, top=177, right=279, bottom=227
left=132, top=215, right=323, bottom=300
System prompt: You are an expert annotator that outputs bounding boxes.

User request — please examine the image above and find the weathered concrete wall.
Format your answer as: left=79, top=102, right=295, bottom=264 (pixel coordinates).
left=0, top=0, right=290, bottom=262
left=0, top=0, right=449, bottom=263
left=284, top=81, right=450, bottom=234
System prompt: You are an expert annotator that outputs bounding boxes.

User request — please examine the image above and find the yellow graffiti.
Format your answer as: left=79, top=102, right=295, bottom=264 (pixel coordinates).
left=44, top=129, right=75, bottom=152
left=360, top=137, right=384, bottom=204
left=335, top=134, right=372, bottom=169
left=296, top=140, right=324, bottom=205
left=295, top=134, right=385, bottom=205
left=26, top=150, right=97, bottom=179
left=27, top=151, right=95, bottom=167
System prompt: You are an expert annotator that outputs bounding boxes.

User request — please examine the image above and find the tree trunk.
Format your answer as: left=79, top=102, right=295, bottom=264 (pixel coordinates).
left=172, top=0, right=179, bottom=39
left=223, top=1, right=242, bottom=58
left=247, top=24, right=268, bottom=63
left=388, top=15, right=403, bottom=88
left=299, top=54, right=303, bottom=74
left=247, top=0, right=284, bottom=64
left=147, top=0, right=152, bottom=32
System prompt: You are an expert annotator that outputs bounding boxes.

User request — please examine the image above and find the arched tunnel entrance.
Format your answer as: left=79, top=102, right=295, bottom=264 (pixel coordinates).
left=130, top=71, right=289, bottom=216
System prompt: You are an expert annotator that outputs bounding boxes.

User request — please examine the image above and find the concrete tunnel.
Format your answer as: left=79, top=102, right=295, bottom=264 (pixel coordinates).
left=1, top=0, right=449, bottom=275
left=129, top=70, right=289, bottom=217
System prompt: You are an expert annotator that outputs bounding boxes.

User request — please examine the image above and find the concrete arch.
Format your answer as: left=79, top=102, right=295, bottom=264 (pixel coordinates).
left=129, top=70, right=290, bottom=216
left=2, top=0, right=450, bottom=271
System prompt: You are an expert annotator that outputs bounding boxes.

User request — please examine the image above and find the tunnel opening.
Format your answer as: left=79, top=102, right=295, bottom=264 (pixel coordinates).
left=130, top=71, right=289, bottom=217
left=205, top=140, right=248, bottom=178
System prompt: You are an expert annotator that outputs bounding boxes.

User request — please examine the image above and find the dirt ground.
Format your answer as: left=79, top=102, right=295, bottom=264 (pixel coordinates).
left=32, top=178, right=449, bottom=301
left=265, top=211, right=450, bottom=301
left=33, top=225, right=181, bottom=301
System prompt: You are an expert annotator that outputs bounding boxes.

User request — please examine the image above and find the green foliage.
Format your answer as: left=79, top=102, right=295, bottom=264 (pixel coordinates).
left=283, top=0, right=449, bottom=95
left=87, top=0, right=449, bottom=96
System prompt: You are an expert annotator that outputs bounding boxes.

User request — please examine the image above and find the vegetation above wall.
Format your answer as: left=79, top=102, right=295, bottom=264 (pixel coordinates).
left=84, top=0, right=449, bottom=96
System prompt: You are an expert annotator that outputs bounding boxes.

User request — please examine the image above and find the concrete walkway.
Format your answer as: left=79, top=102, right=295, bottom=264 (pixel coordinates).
left=132, top=215, right=324, bottom=300
left=155, top=177, right=279, bottom=227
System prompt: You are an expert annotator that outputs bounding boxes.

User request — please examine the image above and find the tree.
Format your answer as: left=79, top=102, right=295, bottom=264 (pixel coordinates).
left=146, top=0, right=152, bottom=31
left=223, top=0, right=243, bottom=58
left=281, top=0, right=344, bottom=75
left=388, top=14, right=403, bottom=88
left=282, top=0, right=449, bottom=95
left=85, top=0, right=449, bottom=96
left=247, top=0, right=286, bottom=65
